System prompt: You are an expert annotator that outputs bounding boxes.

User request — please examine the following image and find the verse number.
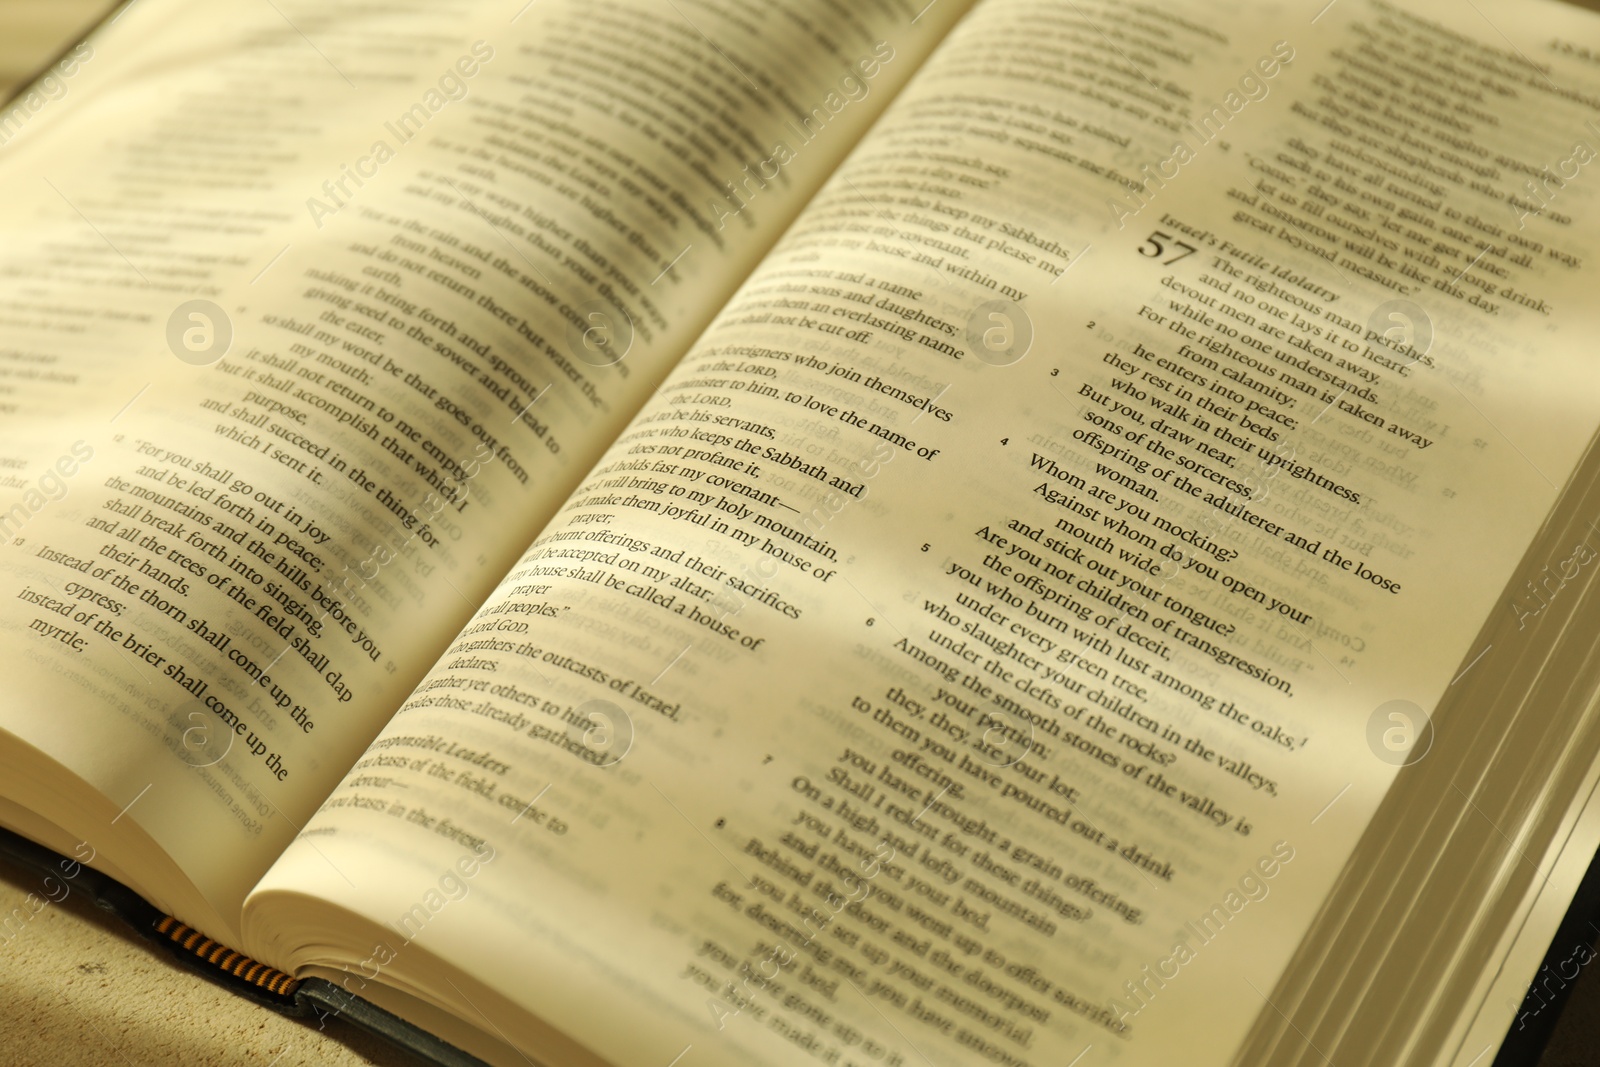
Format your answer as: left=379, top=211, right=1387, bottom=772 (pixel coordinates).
left=1137, top=231, right=1197, bottom=265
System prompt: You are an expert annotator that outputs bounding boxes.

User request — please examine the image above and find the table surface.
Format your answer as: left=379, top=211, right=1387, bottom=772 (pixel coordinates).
left=5, top=1, right=1600, bottom=1065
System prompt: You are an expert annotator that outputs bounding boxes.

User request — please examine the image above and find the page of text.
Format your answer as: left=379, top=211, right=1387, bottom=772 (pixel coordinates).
left=0, top=0, right=969, bottom=942
left=251, top=0, right=1600, bottom=1063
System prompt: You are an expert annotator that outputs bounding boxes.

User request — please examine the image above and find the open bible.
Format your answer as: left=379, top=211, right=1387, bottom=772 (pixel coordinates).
left=6, top=0, right=1600, bottom=1063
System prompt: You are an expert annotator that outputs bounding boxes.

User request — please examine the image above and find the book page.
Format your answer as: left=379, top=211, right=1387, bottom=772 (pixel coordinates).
left=0, top=0, right=966, bottom=944
left=248, top=0, right=1600, bottom=1063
